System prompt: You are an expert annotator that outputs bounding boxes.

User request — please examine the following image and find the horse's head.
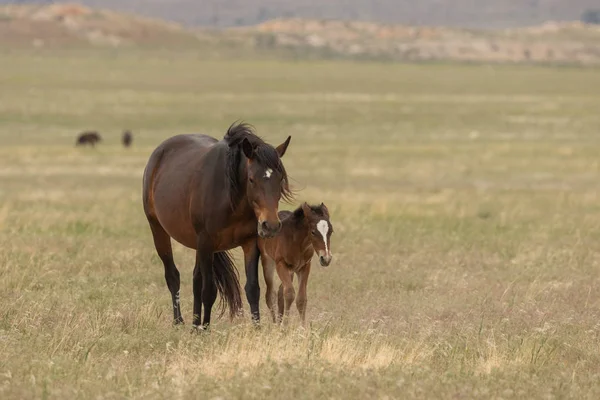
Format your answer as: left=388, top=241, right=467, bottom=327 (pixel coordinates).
left=242, top=135, right=292, bottom=238
left=302, top=202, right=333, bottom=267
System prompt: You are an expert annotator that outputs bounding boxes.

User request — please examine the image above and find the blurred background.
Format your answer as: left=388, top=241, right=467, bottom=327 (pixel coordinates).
left=1, top=1, right=600, bottom=399
left=1, top=1, right=600, bottom=63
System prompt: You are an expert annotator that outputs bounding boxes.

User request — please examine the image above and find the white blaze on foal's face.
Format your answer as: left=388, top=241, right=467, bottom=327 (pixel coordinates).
left=264, top=168, right=273, bottom=179
left=316, top=219, right=329, bottom=254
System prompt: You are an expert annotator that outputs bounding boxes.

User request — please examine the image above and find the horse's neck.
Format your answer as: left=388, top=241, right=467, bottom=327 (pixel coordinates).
left=230, top=195, right=251, bottom=218
left=228, top=159, right=250, bottom=217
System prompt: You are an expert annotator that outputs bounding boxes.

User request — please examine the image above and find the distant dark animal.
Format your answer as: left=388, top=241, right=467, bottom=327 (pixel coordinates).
left=122, top=130, right=133, bottom=148
left=258, top=202, right=333, bottom=325
left=75, top=131, right=101, bottom=147
left=142, top=122, right=293, bottom=330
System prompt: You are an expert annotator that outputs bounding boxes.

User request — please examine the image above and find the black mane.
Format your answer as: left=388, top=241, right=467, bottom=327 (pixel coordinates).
left=223, top=122, right=293, bottom=208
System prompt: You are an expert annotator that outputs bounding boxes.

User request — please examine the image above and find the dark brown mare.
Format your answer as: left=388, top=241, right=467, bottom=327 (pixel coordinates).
left=258, top=202, right=333, bottom=325
left=122, top=130, right=133, bottom=148
left=142, top=122, right=292, bottom=330
left=76, top=131, right=101, bottom=147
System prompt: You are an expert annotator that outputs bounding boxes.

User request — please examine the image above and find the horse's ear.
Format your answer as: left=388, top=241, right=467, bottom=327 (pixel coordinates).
left=301, top=202, right=311, bottom=218
left=320, top=202, right=329, bottom=218
left=276, top=136, right=291, bottom=158
left=242, top=138, right=254, bottom=160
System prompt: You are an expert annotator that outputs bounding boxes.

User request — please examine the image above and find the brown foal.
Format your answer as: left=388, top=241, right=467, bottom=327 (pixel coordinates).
left=258, top=202, right=333, bottom=324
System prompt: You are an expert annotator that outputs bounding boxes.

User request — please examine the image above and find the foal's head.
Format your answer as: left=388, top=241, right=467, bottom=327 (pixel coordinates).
left=301, top=202, right=333, bottom=267
left=225, top=122, right=293, bottom=238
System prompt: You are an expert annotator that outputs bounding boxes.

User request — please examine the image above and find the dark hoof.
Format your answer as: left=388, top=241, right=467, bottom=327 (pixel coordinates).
left=173, top=318, right=184, bottom=326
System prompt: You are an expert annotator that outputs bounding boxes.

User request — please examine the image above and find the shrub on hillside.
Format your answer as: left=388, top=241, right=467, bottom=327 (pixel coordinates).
left=581, top=9, right=600, bottom=24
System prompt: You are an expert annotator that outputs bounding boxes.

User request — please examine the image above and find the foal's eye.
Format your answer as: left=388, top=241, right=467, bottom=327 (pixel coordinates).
left=249, top=177, right=255, bottom=185
left=311, top=230, right=318, bottom=236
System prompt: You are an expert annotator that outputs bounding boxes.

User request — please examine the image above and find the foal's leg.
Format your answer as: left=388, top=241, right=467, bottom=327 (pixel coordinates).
left=277, top=282, right=284, bottom=320
left=277, top=263, right=295, bottom=325
left=261, top=255, right=277, bottom=323
left=148, top=217, right=183, bottom=325
left=296, top=263, right=311, bottom=325
left=242, top=240, right=261, bottom=324
left=276, top=273, right=294, bottom=321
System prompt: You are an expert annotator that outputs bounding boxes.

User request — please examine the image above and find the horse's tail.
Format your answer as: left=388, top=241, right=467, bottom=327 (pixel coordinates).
left=213, top=251, right=243, bottom=320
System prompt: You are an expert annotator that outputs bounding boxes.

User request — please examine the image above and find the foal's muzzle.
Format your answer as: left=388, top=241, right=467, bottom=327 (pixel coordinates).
left=257, top=220, right=282, bottom=238
left=319, top=254, right=332, bottom=267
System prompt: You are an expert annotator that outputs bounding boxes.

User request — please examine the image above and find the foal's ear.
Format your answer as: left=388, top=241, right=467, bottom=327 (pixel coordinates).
left=276, top=136, right=292, bottom=158
left=320, top=202, right=330, bottom=218
left=301, top=202, right=311, bottom=218
left=241, top=138, right=254, bottom=160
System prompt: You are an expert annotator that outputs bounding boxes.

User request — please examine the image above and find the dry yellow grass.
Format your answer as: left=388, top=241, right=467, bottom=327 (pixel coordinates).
left=1, top=49, right=600, bottom=399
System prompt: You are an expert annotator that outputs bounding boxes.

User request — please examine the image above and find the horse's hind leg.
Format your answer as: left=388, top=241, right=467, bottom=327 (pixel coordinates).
left=148, top=217, right=183, bottom=325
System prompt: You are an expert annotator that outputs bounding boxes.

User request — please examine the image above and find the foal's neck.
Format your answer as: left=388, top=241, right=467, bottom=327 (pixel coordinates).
left=280, top=216, right=312, bottom=253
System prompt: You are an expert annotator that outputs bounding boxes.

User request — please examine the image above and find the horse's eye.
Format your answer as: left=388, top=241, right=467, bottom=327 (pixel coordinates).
left=249, top=177, right=255, bottom=185
left=312, top=230, right=318, bottom=236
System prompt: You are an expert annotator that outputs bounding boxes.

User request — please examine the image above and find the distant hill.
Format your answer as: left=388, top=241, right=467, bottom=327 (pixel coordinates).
left=2, top=3, right=600, bottom=66
left=0, top=0, right=599, bottom=29
left=249, top=18, right=600, bottom=65
left=0, top=3, right=199, bottom=47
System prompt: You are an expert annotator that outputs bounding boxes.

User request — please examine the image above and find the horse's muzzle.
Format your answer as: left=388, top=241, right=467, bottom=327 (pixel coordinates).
left=319, top=254, right=332, bottom=267
left=257, top=220, right=282, bottom=238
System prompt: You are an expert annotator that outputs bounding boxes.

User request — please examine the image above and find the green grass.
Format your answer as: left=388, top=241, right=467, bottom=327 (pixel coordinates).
left=1, top=48, right=600, bottom=399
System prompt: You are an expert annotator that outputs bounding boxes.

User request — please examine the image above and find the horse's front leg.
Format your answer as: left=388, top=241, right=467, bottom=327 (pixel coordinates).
left=296, top=263, right=311, bottom=325
left=242, top=239, right=261, bottom=324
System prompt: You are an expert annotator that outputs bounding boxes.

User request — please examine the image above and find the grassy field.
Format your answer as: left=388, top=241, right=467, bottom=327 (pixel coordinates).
left=1, top=49, right=600, bottom=399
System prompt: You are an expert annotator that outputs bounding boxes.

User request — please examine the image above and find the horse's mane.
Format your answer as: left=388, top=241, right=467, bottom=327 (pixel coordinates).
left=223, top=122, right=293, bottom=208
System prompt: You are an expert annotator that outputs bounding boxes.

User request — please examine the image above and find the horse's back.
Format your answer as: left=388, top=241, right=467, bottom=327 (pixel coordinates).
left=152, top=133, right=218, bottom=154
left=143, top=133, right=221, bottom=199
left=145, top=132, right=219, bottom=170
left=142, top=133, right=226, bottom=248
left=76, top=131, right=101, bottom=145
